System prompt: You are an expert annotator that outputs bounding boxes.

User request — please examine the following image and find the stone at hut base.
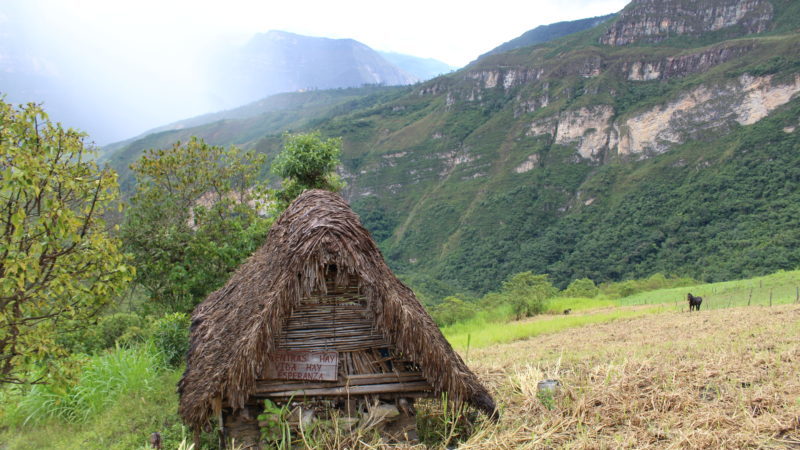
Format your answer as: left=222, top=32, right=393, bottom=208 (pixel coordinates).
left=381, top=412, right=419, bottom=443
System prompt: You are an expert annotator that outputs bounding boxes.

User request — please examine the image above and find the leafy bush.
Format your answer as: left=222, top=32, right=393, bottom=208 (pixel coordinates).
left=57, top=313, right=146, bottom=354
left=97, top=313, right=146, bottom=349
left=150, top=313, right=191, bottom=367
left=431, top=296, right=478, bottom=327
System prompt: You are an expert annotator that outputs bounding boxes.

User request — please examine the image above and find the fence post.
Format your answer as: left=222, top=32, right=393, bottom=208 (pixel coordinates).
left=795, top=286, right=799, bottom=304
left=769, top=289, right=773, bottom=307
left=748, top=288, right=753, bottom=306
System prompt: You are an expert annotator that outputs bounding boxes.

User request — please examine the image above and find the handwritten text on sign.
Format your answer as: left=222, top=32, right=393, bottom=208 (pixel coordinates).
left=266, top=351, right=339, bottom=381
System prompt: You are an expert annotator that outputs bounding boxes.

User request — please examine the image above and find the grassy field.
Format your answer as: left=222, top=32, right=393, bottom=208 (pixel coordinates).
left=619, top=270, right=800, bottom=309
left=2, top=272, right=799, bottom=448
left=0, top=370, right=186, bottom=449
left=442, top=306, right=660, bottom=350
left=460, top=304, right=800, bottom=448
left=442, top=270, right=800, bottom=353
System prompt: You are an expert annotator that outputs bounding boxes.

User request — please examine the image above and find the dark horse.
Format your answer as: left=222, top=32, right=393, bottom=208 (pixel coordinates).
left=687, top=293, right=703, bottom=311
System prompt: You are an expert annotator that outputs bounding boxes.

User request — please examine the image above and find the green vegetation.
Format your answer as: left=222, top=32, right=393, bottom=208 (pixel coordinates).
left=440, top=269, right=800, bottom=351
left=0, top=100, right=132, bottom=384
left=5, top=3, right=800, bottom=447
left=121, top=138, right=271, bottom=313
left=478, top=14, right=616, bottom=60
left=7, top=344, right=164, bottom=425
left=445, top=308, right=658, bottom=349
left=0, top=368, right=191, bottom=450
left=620, top=269, right=800, bottom=309
left=501, top=272, right=557, bottom=320
left=1, top=264, right=797, bottom=448
left=430, top=271, right=697, bottom=327
left=149, top=313, right=190, bottom=368
left=271, top=131, right=345, bottom=209
left=94, top=4, right=800, bottom=303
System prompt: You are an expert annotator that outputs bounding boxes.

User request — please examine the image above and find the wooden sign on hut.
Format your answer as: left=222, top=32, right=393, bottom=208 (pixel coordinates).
left=178, top=190, right=497, bottom=447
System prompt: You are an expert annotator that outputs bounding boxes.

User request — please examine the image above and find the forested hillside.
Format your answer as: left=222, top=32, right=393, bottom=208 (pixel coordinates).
left=105, top=0, right=800, bottom=300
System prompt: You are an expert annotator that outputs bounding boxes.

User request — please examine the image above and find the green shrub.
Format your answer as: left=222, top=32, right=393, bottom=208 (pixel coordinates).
left=562, top=278, right=599, bottom=298
left=150, top=313, right=190, bottom=367
left=97, top=313, right=146, bottom=349
left=431, top=296, right=478, bottom=327
left=57, top=313, right=146, bottom=354
left=117, top=325, right=148, bottom=347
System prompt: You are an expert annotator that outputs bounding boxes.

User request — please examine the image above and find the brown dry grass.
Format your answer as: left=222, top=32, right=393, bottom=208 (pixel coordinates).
left=461, top=304, right=800, bottom=449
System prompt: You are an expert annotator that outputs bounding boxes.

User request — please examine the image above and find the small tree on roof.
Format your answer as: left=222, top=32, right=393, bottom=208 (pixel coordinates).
left=271, top=131, right=344, bottom=210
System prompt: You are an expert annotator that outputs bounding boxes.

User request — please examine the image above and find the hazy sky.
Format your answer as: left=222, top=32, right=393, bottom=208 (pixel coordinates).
left=1, top=0, right=629, bottom=143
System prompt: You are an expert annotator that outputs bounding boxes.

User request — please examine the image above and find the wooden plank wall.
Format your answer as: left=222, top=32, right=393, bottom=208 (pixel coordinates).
left=254, top=266, right=433, bottom=400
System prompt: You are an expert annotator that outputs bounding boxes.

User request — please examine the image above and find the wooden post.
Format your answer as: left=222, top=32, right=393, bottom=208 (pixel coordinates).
left=748, top=288, right=753, bottom=306
left=795, top=286, right=798, bottom=304
left=769, top=290, right=773, bottom=307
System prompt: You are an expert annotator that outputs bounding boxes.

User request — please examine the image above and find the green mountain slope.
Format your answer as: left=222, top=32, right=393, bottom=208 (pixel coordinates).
left=476, top=14, right=616, bottom=60
left=103, top=86, right=408, bottom=193
left=108, top=0, right=800, bottom=300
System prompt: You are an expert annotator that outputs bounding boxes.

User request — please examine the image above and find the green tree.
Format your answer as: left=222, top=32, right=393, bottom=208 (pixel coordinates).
left=501, top=272, right=557, bottom=320
left=430, top=296, right=477, bottom=327
left=271, top=131, right=344, bottom=209
left=121, top=137, right=271, bottom=313
left=0, top=101, right=132, bottom=384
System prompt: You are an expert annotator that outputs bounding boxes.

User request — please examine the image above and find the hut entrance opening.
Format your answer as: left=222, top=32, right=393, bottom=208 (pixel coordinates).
left=223, top=264, right=431, bottom=445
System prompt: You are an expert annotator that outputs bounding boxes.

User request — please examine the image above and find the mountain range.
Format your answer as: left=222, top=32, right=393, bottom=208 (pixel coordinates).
left=0, top=24, right=450, bottom=144
left=105, top=0, right=800, bottom=301
left=208, top=30, right=420, bottom=110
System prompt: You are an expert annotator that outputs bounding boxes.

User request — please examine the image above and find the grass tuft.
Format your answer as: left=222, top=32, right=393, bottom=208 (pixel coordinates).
left=7, top=343, right=164, bottom=426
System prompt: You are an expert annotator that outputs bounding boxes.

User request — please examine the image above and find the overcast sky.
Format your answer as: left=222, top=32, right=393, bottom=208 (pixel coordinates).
left=1, top=0, right=629, bottom=143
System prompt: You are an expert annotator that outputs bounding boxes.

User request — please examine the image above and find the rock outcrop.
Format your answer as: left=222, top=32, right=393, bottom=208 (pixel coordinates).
left=525, top=74, right=800, bottom=159
left=601, top=0, right=774, bottom=46
left=624, top=42, right=757, bottom=81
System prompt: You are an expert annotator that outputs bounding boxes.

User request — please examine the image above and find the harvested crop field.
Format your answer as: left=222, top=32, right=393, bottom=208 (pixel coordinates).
left=461, top=305, right=800, bottom=448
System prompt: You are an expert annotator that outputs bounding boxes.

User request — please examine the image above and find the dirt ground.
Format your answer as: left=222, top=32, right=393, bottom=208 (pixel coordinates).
left=461, top=304, right=800, bottom=449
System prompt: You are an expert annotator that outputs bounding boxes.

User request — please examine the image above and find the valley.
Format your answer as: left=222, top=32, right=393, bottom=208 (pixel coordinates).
left=103, top=0, right=800, bottom=301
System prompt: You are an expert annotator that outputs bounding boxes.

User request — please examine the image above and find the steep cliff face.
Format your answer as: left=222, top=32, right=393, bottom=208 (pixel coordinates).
left=618, top=74, right=800, bottom=155
left=521, top=74, right=800, bottom=159
left=623, top=43, right=757, bottom=81
left=601, top=0, right=774, bottom=46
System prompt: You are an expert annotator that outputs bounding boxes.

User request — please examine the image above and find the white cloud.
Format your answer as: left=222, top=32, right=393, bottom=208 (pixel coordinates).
left=1, top=0, right=630, bottom=142
left=11, top=0, right=628, bottom=66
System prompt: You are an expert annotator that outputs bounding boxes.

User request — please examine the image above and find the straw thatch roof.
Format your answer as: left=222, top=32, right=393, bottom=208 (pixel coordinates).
left=178, top=189, right=497, bottom=430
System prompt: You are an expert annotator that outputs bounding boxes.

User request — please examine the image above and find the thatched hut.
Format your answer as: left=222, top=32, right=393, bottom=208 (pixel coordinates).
left=178, top=189, right=496, bottom=446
